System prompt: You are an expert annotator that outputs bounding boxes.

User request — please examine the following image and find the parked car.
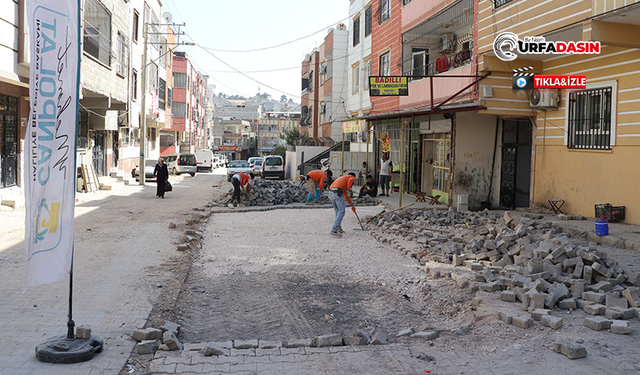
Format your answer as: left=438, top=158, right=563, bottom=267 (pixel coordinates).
left=262, top=155, right=285, bottom=180
left=248, top=157, right=262, bottom=168
left=195, top=149, right=214, bottom=172
left=252, top=158, right=263, bottom=177
left=132, top=159, right=158, bottom=182
left=227, top=160, right=252, bottom=182
left=165, top=153, right=197, bottom=177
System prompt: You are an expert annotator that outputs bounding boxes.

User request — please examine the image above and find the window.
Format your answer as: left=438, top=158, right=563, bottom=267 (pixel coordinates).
left=411, top=48, right=428, bottom=77
left=149, top=62, right=158, bottom=97
left=158, top=78, right=166, bottom=110
left=149, top=128, right=157, bottom=150
left=77, top=111, right=89, bottom=149
left=379, top=0, right=391, bottom=23
left=352, top=64, right=360, bottom=94
left=167, top=88, right=172, bottom=108
left=567, top=86, right=614, bottom=150
left=158, top=36, right=167, bottom=68
left=353, top=16, right=360, bottom=47
left=493, top=0, right=515, bottom=9
left=132, top=70, right=138, bottom=101
left=174, top=72, right=187, bottom=88
left=116, top=32, right=128, bottom=77
left=403, top=0, right=413, bottom=4
left=365, top=6, right=372, bottom=36
left=364, top=59, right=371, bottom=90
left=83, top=0, right=112, bottom=66
left=173, top=102, right=186, bottom=117
left=380, top=52, right=390, bottom=76
left=132, top=10, right=139, bottom=43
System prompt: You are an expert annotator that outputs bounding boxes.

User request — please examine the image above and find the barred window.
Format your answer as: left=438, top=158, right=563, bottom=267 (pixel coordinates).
left=493, top=0, right=515, bottom=9
left=158, top=78, right=166, bottom=110
left=567, top=87, right=613, bottom=150
left=116, top=32, right=128, bottom=77
left=174, top=73, right=187, bottom=89
left=173, top=101, right=186, bottom=117
left=83, top=0, right=112, bottom=66
left=78, top=111, right=89, bottom=149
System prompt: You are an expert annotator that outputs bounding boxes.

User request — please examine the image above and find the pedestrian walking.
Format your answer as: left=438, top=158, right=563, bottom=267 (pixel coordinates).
left=230, top=172, right=254, bottom=207
left=327, top=172, right=356, bottom=237
left=377, top=153, right=393, bottom=196
left=154, top=158, right=169, bottom=198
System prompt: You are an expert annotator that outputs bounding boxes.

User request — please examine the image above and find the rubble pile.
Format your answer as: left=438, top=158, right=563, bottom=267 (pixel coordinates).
left=375, top=208, right=640, bottom=334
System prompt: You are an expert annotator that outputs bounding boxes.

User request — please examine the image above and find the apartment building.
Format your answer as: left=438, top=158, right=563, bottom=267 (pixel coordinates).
left=218, top=119, right=251, bottom=160
left=171, top=52, right=206, bottom=155
left=344, top=0, right=374, bottom=155
left=301, top=50, right=320, bottom=138
left=0, top=0, right=29, bottom=205
left=124, top=0, right=166, bottom=172
left=257, top=112, right=301, bottom=153
left=160, top=24, right=178, bottom=156
left=318, top=26, right=349, bottom=143
left=478, top=0, right=640, bottom=223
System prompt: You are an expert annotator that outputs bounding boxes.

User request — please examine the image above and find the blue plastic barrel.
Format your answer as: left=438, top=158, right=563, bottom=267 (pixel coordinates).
left=595, top=220, right=609, bottom=236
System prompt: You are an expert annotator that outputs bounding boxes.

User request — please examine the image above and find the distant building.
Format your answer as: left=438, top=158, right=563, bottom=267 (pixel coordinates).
left=171, top=52, right=207, bottom=154
left=257, top=112, right=302, bottom=153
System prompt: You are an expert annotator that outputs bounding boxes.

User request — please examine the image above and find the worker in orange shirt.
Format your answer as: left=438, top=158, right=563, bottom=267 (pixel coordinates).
left=328, top=172, right=357, bottom=237
left=305, top=169, right=333, bottom=203
left=230, top=172, right=254, bottom=208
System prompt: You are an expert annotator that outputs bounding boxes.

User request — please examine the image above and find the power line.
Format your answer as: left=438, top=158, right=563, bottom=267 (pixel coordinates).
left=193, top=17, right=349, bottom=53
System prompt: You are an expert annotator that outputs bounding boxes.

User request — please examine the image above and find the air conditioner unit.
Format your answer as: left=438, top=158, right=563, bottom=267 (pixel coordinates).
left=530, top=89, right=559, bottom=109
left=439, top=33, right=456, bottom=53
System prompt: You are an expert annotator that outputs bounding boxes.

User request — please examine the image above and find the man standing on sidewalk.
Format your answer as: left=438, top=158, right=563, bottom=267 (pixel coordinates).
left=305, top=169, right=332, bottom=203
left=230, top=172, right=254, bottom=207
left=328, top=173, right=356, bottom=237
left=377, top=153, right=393, bottom=197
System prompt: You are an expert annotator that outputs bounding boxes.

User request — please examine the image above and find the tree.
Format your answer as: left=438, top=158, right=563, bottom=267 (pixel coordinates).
left=272, top=146, right=287, bottom=161
left=280, top=95, right=287, bottom=103
left=283, top=127, right=314, bottom=147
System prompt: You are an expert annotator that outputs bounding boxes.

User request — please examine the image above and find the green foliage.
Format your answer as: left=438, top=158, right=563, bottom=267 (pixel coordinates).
left=272, top=146, right=287, bottom=161
left=283, top=127, right=314, bottom=147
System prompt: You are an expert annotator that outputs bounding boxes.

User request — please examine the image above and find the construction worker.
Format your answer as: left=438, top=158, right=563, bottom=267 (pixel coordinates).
left=305, top=169, right=333, bottom=203
left=327, top=172, right=356, bottom=237
left=230, top=172, right=254, bottom=207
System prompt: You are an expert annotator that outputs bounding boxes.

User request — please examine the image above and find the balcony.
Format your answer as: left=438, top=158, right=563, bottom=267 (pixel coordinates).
left=400, top=62, right=475, bottom=110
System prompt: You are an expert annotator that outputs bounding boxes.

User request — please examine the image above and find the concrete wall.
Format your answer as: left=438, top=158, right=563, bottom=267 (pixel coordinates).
left=329, top=151, right=373, bottom=177
left=452, top=112, right=501, bottom=210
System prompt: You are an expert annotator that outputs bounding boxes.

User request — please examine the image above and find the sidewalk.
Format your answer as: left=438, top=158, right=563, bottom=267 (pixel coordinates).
left=0, top=174, right=217, bottom=375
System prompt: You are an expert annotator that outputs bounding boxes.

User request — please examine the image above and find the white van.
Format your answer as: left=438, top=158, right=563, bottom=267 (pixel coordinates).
left=195, top=150, right=214, bottom=172
left=262, top=155, right=285, bottom=180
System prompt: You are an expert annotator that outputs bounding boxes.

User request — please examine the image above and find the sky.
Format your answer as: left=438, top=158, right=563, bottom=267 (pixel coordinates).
left=160, top=0, right=351, bottom=102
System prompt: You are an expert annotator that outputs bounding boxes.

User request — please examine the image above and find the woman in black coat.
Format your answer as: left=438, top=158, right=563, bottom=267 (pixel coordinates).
left=154, top=158, right=169, bottom=198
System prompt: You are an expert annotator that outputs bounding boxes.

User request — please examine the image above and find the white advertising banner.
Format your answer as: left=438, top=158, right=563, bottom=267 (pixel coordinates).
left=24, top=0, right=80, bottom=289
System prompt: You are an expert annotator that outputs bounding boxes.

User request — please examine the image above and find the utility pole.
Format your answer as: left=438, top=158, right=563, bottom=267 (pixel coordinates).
left=139, top=21, right=149, bottom=185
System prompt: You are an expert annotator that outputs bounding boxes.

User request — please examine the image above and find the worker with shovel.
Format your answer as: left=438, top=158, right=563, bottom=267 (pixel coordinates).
left=230, top=172, right=254, bottom=208
left=328, top=172, right=357, bottom=238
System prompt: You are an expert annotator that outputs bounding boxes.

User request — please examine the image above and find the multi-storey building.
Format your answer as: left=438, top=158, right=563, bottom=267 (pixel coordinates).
left=478, top=0, right=640, bottom=223
left=160, top=24, right=178, bottom=156
left=344, top=0, right=374, bottom=155
left=301, top=50, right=320, bottom=138
left=171, top=52, right=206, bottom=154
left=125, top=0, right=167, bottom=173
left=0, top=0, right=29, bottom=205
left=257, top=112, right=301, bottom=153
left=219, top=119, right=251, bottom=160
left=318, top=26, right=349, bottom=142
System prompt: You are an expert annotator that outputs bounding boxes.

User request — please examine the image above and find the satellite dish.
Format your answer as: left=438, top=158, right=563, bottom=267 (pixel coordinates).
left=163, top=12, right=173, bottom=23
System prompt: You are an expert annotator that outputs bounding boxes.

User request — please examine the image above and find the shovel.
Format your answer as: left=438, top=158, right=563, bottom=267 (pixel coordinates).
left=353, top=209, right=368, bottom=231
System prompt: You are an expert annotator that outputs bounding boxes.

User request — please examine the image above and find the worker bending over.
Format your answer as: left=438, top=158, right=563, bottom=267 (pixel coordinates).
left=305, top=169, right=333, bottom=203
left=230, top=172, right=254, bottom=207
left=328, top=172, right=356, bottom=238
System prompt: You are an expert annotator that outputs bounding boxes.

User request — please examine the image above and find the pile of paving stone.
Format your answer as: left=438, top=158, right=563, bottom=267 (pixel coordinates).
left=219, top=179, right=314, bottom=206
left=374, top=208, right=640, bottom=338
left=132, top=321, right=183, bottom=354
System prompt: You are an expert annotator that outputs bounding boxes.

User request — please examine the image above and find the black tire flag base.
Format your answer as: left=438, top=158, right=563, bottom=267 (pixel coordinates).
left=35, top=335, right=103, bottom=364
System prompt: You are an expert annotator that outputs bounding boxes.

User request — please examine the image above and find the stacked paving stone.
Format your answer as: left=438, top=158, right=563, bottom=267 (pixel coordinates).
left=219, top=180, right=314, bottom=206
left=375, top=208, right=640, bottom=338
left=132, top=321, right=183, bottom=354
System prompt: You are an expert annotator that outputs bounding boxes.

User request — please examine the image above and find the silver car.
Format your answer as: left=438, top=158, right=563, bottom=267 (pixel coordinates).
left=252, top=159, right=263, bottom=177
left=165, top=153, right=197, bottom=177
left=132, top=159, right=158, bottom=181
left=227, top=160, right=252, bottom=182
